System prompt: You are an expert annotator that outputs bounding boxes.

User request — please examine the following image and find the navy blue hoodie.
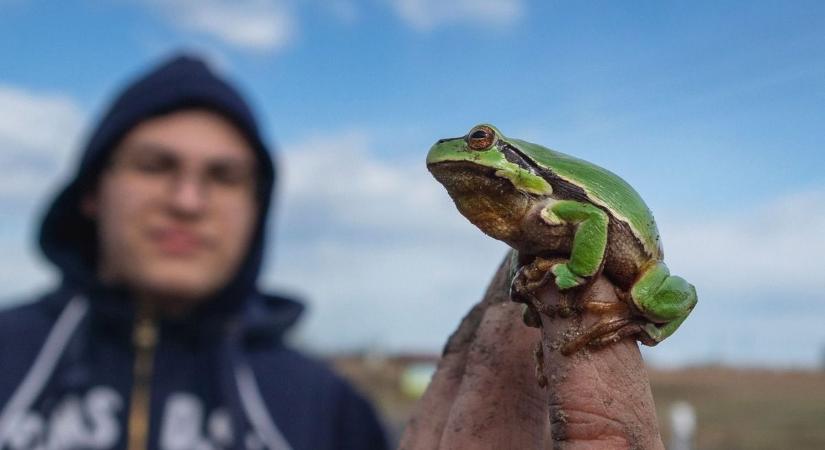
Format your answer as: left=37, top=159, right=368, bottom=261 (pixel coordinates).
left=0, top=55, right=389, bottom=450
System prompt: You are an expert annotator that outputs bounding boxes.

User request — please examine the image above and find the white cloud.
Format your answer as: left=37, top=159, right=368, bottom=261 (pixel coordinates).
left=662, top=189, right=825, bottom=298
left=144, top=0, right=295, bottom=52
left=644, top=189, right=825, bottom=367
left=388, top=0, right=524, bottom=31
left=0, top=86, right=84, bottom=160
left=0, top=85, right=85, bottom=202
left=0, top=85, right=86, bottom=302
left=275, top=130, right=463, bottom=235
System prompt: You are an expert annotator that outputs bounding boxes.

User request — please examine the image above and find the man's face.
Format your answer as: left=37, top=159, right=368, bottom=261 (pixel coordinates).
left=87, top=109, right=259, bottom=307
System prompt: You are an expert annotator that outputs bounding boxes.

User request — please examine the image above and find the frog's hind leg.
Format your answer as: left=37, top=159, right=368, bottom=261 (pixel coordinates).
left=539, top=200, right=609, bottom=291
left=631, top=262, right=697, bottom=345
left=559, top=300, right=643, bottom=355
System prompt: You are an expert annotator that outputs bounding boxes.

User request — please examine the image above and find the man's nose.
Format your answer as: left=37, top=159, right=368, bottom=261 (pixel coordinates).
left=168, top=174, right=207, bottom=216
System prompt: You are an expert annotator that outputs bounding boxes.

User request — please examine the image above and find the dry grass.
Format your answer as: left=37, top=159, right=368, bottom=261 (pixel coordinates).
left=333, top=356, right=825, bottom=449
left=650, top=367, right=825, bottom=450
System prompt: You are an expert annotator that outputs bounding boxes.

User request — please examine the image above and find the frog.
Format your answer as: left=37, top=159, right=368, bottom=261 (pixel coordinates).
left=426, top=124, right=697, bottom=355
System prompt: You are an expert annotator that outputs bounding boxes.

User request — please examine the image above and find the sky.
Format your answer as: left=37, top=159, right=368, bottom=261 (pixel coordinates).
left=0, top=0, right=824, bottom=367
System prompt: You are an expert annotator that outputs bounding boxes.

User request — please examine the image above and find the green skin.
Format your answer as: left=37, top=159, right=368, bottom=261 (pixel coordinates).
left=426, top=124, right=697, bottom=346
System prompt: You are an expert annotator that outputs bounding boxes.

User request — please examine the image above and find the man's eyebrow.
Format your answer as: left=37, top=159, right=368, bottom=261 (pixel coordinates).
left=205, top=154, right=256, bottom=170
left=119, top=141, right=178, bottom=157
left=119, top=142, right=253, bottom=167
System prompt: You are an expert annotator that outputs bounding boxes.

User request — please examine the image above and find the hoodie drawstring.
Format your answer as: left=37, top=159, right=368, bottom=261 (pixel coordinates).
left=218, top=327, right=293, bottom=450
left=0, top=296, right=89, bottom=447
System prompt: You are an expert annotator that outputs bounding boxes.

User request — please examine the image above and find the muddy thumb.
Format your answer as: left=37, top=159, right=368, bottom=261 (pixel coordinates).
left=538, top=275, right=665, bottom=450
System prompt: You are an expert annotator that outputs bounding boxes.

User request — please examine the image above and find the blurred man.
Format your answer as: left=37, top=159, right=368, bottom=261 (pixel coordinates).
left=0, top=55, right=388, bottom=450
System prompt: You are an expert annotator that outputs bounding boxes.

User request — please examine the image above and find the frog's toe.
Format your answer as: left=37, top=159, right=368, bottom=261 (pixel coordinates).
left=642, top=323, right=665, bottom=345
left=639, top=313, right=690, bottom=347
left=591, top=322, right=645, bottom=349
left=631, top=264, right=697, bottom=345
left=560, top=317, right=634, bottom=355
left=521, top=304, right=542, bottom=328
left=551, top=263, right=585, bottom=290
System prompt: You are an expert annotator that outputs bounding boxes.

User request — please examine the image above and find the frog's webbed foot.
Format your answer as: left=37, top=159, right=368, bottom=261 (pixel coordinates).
left=631, top=262, right=698, bottom=345
left=510, top=256, right=575, bottom=320
left=550, top=262, right=586, bottom=290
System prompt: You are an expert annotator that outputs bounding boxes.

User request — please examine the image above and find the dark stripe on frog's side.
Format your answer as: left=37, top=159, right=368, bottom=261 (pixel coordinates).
left=507, top=138, right=662, bottom=258
left=499, top=141, right=539, bottom=172
left=500, top=141, right=592, bottom=203
left=501, top=142, right=653, bottom=288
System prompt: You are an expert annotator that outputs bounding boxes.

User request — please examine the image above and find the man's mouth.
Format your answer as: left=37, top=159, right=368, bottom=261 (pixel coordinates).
left=150, top=228, right=207, bottom=255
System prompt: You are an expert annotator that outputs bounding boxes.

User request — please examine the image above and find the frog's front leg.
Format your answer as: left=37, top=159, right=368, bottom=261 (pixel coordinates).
left=631, top=262, right=697, bottom=345
left=510, top=256, right=565, bottom=320
left=540, top=200, right=609, bottom=290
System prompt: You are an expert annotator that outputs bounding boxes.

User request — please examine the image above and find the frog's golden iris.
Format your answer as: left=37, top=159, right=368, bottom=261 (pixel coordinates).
left=467, top=125, right=496, bottom=150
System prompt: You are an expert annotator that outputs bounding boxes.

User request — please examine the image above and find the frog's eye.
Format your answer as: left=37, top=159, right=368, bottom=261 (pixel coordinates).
left=467, top=126, right=496, bottom=150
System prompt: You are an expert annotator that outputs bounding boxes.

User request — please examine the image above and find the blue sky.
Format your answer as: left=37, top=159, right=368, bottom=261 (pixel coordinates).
left=1, top=1, right=824, bottom=367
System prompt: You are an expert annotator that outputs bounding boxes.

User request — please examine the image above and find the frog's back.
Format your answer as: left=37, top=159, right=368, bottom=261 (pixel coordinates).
left=510, top=138, right=662, bottom=258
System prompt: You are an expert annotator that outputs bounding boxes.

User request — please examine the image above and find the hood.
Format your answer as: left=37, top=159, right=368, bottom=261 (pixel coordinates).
left=38, top=53, right=289, bottom=321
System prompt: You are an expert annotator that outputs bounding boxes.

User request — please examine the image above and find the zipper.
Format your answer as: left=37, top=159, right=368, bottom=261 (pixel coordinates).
left=127, top=303, right=158, bottom=450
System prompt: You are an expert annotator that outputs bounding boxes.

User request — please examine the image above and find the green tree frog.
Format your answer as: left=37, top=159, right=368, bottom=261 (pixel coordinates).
left=427, top=124, right=696, bottom=354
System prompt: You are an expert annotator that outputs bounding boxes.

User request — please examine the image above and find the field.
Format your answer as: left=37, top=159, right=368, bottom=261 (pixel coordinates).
left=333, top=356, right=825, bottom=449
left=650, top=368, right=825, bottom=450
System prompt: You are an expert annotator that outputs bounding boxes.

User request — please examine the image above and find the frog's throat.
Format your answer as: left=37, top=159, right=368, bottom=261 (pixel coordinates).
left=428, top=161, right=537, bottom=243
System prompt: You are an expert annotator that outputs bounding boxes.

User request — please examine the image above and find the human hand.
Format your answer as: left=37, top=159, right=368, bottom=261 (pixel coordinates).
left=399, top=256, right=664, bottom=449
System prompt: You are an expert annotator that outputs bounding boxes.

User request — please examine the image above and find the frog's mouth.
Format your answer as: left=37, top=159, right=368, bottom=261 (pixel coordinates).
left=429, top=139, right=543, bottom=183
left=427, top=160, right=518, bottom=196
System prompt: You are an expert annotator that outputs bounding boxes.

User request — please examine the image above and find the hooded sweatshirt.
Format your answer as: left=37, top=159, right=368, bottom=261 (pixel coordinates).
left=0, top=55, right=388, bottom=450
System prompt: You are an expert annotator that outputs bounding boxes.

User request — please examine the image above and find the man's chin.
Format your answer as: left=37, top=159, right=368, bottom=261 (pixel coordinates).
left=136, top=268, right=228, bottom=305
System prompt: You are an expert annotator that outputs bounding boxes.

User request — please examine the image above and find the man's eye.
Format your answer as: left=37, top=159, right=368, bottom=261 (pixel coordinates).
left=132, top=157, right=174, bottom=174
left=209, top=166, right=253, bottom=187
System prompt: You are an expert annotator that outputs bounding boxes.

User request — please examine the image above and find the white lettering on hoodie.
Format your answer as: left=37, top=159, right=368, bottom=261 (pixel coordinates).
left=3, top=388, right=262, bottom=450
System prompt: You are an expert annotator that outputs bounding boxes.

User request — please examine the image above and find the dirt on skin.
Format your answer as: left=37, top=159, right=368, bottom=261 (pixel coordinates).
left=533, top=273, right=663, bottom=450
